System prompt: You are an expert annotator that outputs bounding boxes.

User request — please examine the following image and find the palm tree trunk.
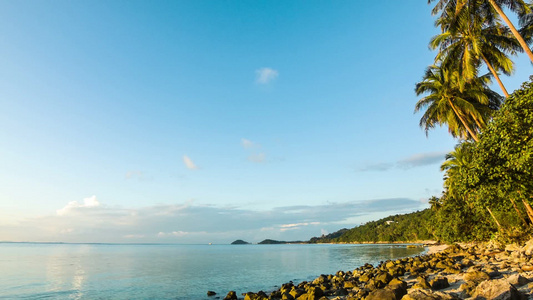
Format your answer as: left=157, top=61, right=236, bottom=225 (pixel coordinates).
left=510, top=198, right=528, bottom=225
left=486, top=207, right=503, bottom=231
left=480, top=53, right=510, bottom=97
left=489, top=0, right=533, bottom=64
left=447, top=98, right=480, bottom=142
left=522, top=199, right=533, bottom=224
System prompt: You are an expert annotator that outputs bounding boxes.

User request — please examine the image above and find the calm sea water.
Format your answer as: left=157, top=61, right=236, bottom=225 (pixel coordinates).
left=0, top=243, right=425, bottom=299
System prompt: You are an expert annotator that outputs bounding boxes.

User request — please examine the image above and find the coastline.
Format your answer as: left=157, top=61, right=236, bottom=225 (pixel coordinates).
left=222, top=240, right=533, bottom=300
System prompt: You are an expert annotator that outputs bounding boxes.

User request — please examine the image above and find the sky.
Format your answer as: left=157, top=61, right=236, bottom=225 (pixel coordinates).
left=0, top=1, right=531, bottom=244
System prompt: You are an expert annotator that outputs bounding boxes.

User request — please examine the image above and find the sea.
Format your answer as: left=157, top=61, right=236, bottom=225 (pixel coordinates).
left=0, top=243, right=425, bottom=299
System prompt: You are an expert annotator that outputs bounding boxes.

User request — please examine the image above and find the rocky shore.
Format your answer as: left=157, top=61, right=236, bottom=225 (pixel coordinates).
left=216, top=240, right=533, bottom=300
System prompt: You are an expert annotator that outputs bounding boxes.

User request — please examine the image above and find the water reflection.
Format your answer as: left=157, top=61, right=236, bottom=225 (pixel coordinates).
left=45, top=244, right=91, bottom=299
left=1, top=243, right=425, bottom=299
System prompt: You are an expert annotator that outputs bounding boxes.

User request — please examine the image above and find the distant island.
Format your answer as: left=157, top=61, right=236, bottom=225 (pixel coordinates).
left=258, top=239, right=305, bottom=244
left=230, top=239, right=250, bottom=245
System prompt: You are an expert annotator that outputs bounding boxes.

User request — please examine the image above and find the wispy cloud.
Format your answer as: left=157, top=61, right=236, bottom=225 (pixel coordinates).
left=358, top=151, right=448, bottom=172
left=183, top=155, right=199, bottom=170
left=248, top=153, right=266, bottom=163
left=241, top=138, right=257, bottom=149
left=397, top=152, right=447, bottom=169
left=255, top=67, right=279, bottom=84
left=241, top=138, right=266, bottom=163
left=1, top=197, right=426, bottom=244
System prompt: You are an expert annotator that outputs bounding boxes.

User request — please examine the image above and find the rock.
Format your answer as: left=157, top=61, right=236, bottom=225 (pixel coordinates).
left=244, top=291, right=268, bottom=300
left=366, top=288, right=398, bottom=300
left=459, top=281, right=476, bottom=296
left=375, top=272, right=393, bottom=284
left=507, top=274, right=530, bottom=287
left=290, top=287, right=305, bottom=299
left=305, top=286, right=324, bottom=300
left=224, top=291, right=238, bottom=300
left=359, top=272, right=373, bottom=283
left=412, top=276, right=431, bottom=290
left=520, top=264, right=533, bottom=272
left=472, top=278, right=521, bottom=300
left=464, top=270, right=490, bottom=282
left=343, top=281, right=356, bottom=289
left=522, top=239, right=533, bottom=256
left=389, top=278, right=408, bottom=290
left=429, top=277, right=449, bottom=290
left=270, top=290, right=282, bottom=298
left=401, top=289, right=459, bottom=299
left=207, top=291, right=217, bottom=296
left=281, top=291, right=294, bottom=300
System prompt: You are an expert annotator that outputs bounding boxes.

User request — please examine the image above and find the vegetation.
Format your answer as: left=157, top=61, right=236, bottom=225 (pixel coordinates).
left=320, top=1, right=533, bottom=245
left=310, top=210, right=435, bottom=243
left=433, top=78, right=533, bottom=243
left=411, top=0, right=533, bottom=243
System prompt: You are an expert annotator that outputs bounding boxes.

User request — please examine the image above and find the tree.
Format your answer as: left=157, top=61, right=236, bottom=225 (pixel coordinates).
left=430, top=2, right=521, bottom=97
left=414, top=65, right=502, bottom=141
left=440, top=77, right=533, bottom=241
left=466, top=77, right=533, bottom=224
left=441, top=142, right=475, bottom=197
left=430, top=0, right=533, bottom=64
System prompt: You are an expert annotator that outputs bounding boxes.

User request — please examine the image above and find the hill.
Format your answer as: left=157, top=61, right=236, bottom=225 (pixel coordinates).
left=309, top=209, right=436, bottom=243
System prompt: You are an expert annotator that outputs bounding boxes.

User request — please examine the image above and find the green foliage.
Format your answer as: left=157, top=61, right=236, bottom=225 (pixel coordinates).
left=437, top=77, right=533, bottom=242
left=312, top=210, right=436, bottom=243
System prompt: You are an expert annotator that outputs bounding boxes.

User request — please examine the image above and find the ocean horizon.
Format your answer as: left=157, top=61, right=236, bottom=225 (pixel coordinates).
left=1, top=242, right=425, bottom=299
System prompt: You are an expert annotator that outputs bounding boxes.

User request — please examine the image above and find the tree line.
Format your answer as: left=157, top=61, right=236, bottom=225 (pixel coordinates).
left=415, top=0, right=533, bottom=243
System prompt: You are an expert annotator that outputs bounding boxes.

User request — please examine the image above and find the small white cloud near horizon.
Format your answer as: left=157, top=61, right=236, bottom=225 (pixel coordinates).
left=255, top=67, right=278, bottom=84
left=183, top=155, right=199, bottom=170
left=56, top=195, right=100, bottom=216
left=279, top=222, right=320, bottom=232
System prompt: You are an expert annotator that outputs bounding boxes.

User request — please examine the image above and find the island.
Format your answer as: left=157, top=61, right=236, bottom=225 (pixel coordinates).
left=230, top=239, right=250, bottom=245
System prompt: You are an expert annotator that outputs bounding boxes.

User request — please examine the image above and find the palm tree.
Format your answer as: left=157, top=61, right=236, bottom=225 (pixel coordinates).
left=430, top=3, right=521, bottom=97
left=414, top=65, right=502, bottom=141
left=441, top=142, right=473, bottom=197
left=429, top=0, right=533, bottom=64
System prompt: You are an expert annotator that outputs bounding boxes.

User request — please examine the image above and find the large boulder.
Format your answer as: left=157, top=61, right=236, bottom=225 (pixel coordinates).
left=472, top=279, right=521, bottom=300
left=366, top=288, right=398, bottom=300
left=463, top=270, right=490, bottom=283
left=401, top=289, right=459, bottom=300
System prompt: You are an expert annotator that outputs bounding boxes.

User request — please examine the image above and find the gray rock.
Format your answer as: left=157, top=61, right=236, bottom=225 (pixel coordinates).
left=472, top=278, right=521, bottom=300
left=507, top=274, right=530, bottom=287
left=429, top=277, right=449, bottom=290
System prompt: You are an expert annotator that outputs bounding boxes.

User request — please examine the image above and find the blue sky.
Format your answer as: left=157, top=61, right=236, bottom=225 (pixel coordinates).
left=0, top=1, right=531, bottom=244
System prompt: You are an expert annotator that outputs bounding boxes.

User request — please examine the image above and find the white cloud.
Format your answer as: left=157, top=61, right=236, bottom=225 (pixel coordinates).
left=255, top=67, right=279, bottom=84
left=280, top=222, right=320, bottom=231
left=248, top=153, right=266, bottom=163
left=125, top=170, right=143, bottom=179
left=56, top=195, right=100, bottom=216
left=4, top=197, right=426, bottom=244
left=183, top=155, right=198, bottom=170
left=158, top=231, right=189, bottom=237
left=241, top=138, right=255, bottom=149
